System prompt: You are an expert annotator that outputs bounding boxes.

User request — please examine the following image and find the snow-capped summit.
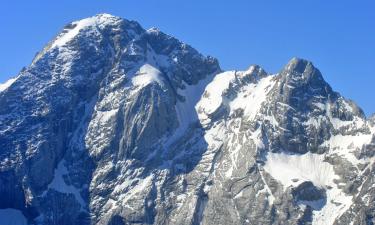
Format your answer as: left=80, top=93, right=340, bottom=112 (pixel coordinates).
left=50, top=13, right=122, bottom=48
left=0, top=14, right=374, bottom=225
left=0, top=76, right=18, bottom=92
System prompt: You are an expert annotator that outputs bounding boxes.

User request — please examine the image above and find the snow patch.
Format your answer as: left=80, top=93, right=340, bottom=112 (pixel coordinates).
left=177, top=74, right=215, bottom=128
left=46, top=160, right=85, bottom=207
left=312, top=102, right=326, bottom=111
left=96, top=109, right=118, bottom=123
left=312, top=185, right=352, bottom=225
left=0, top=76, right=18, bottom=92
left=303, top=116, right=326, bottom=130
left=323, top=133, right=372, bottom=164
left=51, top=18, right=97, bottom=48
left=118, top=174, right=154, bottom=203
left=264, top=152, right=335, bottom=189
left=164, top=73, right=217, bottom=147
left=264, top=151, right=353, bottom=225
left=131, top=64, right=164, bottom=88
left=51, top=14, right=119, bottom=49
left=196, top=71, right=236, bottom=123
left=229, top=75, right=275, bottom=120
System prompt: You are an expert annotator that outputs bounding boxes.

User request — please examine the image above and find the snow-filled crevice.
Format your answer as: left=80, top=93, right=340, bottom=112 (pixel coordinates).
left=42, top=160, right=86, bottom=208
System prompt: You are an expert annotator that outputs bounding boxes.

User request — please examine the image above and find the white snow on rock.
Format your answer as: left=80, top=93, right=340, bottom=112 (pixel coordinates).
left=177, top=74, right=215, bottom=127
left=0, top=208, right=27, bottom=225
left=0, top=76, right=18, bottom=92
left=264, top=151, right=353, bottom=225
left=96, top=109, right=118, bottom=123
left=131, top=64, right=164, bottom=88
left=229, top=75, right=275, bottom=120
left=165, top=73, right=216, bottom=146
left=196, top=70, right=276, bottom=125
left=313, top=185, right=353, bottom=225
left=264, top=151, right=335, bottom=189
left=51, top=13, right=120, bottom=49
left=46, top=160, right=85, bottom=207
left=196, top=71, right=236, bottom=123
left=323, top=133, right=373, bottom=164
left=118, top=174, right=154, bottom=203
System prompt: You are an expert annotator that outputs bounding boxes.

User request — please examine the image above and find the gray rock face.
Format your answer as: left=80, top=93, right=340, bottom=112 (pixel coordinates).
left=0, top=14, right=374, bottom=225
left=292, top=181, right=326, bottom=204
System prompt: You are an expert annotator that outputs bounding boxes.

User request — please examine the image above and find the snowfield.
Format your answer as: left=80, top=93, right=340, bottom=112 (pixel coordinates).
left=264, top=151, right=335, bottom=189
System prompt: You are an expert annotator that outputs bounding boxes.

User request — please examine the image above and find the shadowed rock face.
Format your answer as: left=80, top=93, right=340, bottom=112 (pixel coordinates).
left=0, top=14, right=374, bottom=225
left=292, top=181, right=327, bottom=205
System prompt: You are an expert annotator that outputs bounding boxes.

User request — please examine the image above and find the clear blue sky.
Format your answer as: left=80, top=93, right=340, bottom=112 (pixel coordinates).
left=1, top=0, right=374, bottom=115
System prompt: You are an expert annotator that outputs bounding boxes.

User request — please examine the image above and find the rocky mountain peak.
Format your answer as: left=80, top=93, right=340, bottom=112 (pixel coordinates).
left=241, top=64, right=268, bottom=80
left=272, top=57, right=333, bottom=109
left=284, top=57, right=313, bottom=73
left=0, top=15, right=374, bottom=225
left=279, top=57, right=325, bottom=86
left=31, top=13, right=144, bottom=65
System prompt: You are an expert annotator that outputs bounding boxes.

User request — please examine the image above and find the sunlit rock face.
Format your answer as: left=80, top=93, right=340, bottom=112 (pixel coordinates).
left=0, top=14, right=374, bottom=225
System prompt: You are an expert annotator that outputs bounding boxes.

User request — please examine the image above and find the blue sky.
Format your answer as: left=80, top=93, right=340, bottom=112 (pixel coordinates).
left=1, top=1, right=374, bottom=115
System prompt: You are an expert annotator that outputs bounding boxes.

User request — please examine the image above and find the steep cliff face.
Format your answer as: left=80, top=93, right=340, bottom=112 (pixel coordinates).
left=0, top=14, right=374, bottom=225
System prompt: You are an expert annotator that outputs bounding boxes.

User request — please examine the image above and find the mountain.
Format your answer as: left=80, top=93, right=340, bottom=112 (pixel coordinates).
left=0, top=13, right=374, bottom=225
